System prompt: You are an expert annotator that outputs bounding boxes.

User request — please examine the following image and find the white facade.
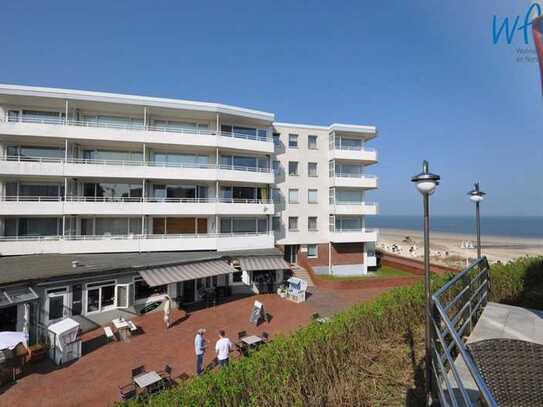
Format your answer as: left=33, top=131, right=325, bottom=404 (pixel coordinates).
left=0, top=85, right=378, bottom=265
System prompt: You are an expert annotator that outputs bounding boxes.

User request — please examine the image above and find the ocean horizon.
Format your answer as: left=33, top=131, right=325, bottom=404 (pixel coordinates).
left=368, top=215, right=543, bottom=239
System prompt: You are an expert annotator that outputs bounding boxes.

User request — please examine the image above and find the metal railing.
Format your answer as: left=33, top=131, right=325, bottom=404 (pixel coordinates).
left=332, top=144, right=377, bottom=152
left=334, top=172, right=378, bottom=179
left=3, top=114, right=272, bottom=142
left=333, top=201, right=378, bottom=207
left=431, top=257, right=497, bottom=406
left=0, top=195, right=273, bottom=204
left=0, top=231, right=272, bottom=242
left=1, top=155, right=272, bottom=173
left=329, top=227, right=378, bottom=233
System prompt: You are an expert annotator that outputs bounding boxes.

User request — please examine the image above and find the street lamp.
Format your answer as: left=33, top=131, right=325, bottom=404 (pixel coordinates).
left=411, top=160, right=440, bottom=405
left=468, top=182, right=486, bottom=259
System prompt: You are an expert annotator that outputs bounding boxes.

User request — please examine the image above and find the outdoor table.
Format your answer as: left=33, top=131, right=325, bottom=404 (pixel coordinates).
left=134, top=370, right=162, bottom=392
left=241, top=335, right=263, bottom=346
left=112, top=318, right=129, bottom=341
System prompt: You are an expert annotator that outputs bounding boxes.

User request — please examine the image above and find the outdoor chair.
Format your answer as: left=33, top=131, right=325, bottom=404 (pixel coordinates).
left=467, top=338, right=543, bottom=406
left=311, top=313, right=320, bottom=320
left=127, top=320, right=139, bottom=335
left=238, top=331, right=247, bottom=340
left=158, top=364, right=173, bottom=387
left=131, top=365, right=145, bottom=379
left=104, top=326, right=115, bottom=342
left=119, top=383, right=137, bottom=400
left=261, top=332, right=270, bottom=341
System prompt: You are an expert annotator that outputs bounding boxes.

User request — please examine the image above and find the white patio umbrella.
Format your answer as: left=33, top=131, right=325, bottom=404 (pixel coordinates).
left=22, top=303, right=30, bottom=343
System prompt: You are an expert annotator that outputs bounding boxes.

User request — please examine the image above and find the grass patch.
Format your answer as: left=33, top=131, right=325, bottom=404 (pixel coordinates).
left=125, top=257, right=543, bottom=407
left=318, top=265, right=412, bottom=280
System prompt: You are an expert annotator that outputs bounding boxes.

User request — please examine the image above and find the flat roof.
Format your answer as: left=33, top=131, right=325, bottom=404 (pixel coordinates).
left=0, top=84, right=275, bottom=122
left=0, top=248, right=283, bottom=286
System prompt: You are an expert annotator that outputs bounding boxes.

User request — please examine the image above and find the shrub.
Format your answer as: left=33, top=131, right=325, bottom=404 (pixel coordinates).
left=126, top=257, right=543, bottom=406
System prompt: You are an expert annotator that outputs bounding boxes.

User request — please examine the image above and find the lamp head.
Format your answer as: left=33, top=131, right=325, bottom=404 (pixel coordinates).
left=411, top=160, right=440, bottom=195
left=468, top=182, right=486, bottom=202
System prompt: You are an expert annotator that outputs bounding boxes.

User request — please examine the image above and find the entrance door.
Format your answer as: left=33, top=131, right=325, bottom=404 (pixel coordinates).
left=0, top=305, right=17, bottom=331
left=46, top=288, right=68, bottom=324
left=284, top=245, right=299, bottom=263
left=182, top=280, right=195, bottom=303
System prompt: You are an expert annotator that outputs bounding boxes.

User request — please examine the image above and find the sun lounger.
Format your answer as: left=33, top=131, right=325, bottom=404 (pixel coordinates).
left=104, top=326, right=115, bottom=342
left=127, top=320, right=138, bottom=334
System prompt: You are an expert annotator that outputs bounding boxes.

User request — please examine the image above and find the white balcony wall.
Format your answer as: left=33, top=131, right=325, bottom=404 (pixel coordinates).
left=216, top=202, right=274, bottom=215
left=217, top=168, right=274, bottom=184
left=331, top=176, right=378, bottom=189
left=331, top=203, right=378, bottom=215
left=216, top=233, right=274, bottom=251
left=0, top=201, right=63, bottom=215
left=329, top=148, right=377, bottom=163
left=329, top=229, right=378, bottom=243
left=0, top=121, right=272, bottom=154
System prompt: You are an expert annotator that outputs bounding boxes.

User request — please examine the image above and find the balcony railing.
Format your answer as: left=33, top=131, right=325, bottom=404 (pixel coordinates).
left=0, top=196, right=273, bottom=204
left=0, top=232, right=272, bottom=242
left=333, top=201, right=378, bottom=206
left=3, top=114, right=272, bottom=142
left=1, top=155, right=272, bottom=173
left=329, top=227, right=378, bottom=233
left=333, top=173, right=377, bottom=179
left=333, top=144, right=376, bottom=152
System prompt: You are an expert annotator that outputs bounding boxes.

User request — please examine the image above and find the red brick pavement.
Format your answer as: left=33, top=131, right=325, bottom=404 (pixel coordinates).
left=0, top=286, right=404, bottom=407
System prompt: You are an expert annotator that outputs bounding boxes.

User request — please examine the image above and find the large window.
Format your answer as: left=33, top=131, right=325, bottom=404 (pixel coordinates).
left=335, top=216, right=363, bottom=231
left=82, top=149, right=143, bottom=162
left=6, top=182, right=62, bottom=200
left=7, top=145, right=64, bottom=160
left=336, top=189, right=364, bottom=204
left=86, top=280, right=116, bottom=314
left=80, top=217, right=141, bottom=236
left=220, top=217, right=268, bottom=234
left=152, top=152, right=209, bottom=167
left=153, top=120, right=208, bottom=133
left=220, top=155, right=268, bottom=170
left=307, top=244, right=318, bottom=258
left=5, top=217, right=60, bottom=237
left=288, top=161, right=299, bottom=176
left=273, top=133, right=281, bottom=146
left=83, top=183, right=142, bottom=200
left=134, top=277, right=167, bottom=302
left=221, top=125, right=266, bottom=140
left=272, top=216, right=281, bottom=232
left=221, top=186, right=257, bottom=201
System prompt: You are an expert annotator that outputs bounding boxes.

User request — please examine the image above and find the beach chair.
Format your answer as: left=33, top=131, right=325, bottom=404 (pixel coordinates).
left=158, top=364, right=173, bottom=388
left=104, top=326, right=115, bottom=342
left=238, top=330, right=247, bottom=340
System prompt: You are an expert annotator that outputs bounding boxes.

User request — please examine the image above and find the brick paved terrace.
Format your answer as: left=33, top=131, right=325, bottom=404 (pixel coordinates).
left=0, top=280, right=417, bottom=407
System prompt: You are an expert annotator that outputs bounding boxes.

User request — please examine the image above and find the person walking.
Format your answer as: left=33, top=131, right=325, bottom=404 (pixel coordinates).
left=163, top=295, right=172, bottom=329
left=215, top=330, right=233, bottom=368
left=194, top=328, right=207, bottom=375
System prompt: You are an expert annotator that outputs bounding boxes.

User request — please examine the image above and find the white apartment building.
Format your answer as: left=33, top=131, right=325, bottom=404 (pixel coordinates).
left=0, top=84, right=378, bottom=334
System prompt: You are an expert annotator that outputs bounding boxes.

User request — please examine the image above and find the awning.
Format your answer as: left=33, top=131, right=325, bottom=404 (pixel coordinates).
left=0, top=286, right=39, bottom=309
left=239, top=256, right=291, bottom=272
left=139, top=260, right=235, bottom=287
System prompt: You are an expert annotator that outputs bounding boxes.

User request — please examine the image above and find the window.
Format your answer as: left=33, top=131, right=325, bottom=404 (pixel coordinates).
left=288, top=189, right=299, bottom=204
left=273, top=133, right=281, bottom=146
left=288, top=161, right=299, bottom=176
left=308, top=162, right=318, bottom=177
left=308, top=135, right=318, bottom=149
left=288, top=134, right=298, bottom=148
left=272, top=216, right=281, bottom=232
left=288, top=217, right=299, bottom=231
left=86, top=280, right=116, bottom=313
left=307, top=244, right=318, bottom=258
left=233, top=270, right=243, bottom=283
left=308, top=189, right=318, bottom=204
left=134, top=277, right=167, bottom=302
left=308, top=217, right=318, bottom=231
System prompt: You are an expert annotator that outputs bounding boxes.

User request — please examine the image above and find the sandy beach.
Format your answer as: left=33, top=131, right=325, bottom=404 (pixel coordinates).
left=378, top=228, right=543, bottom=267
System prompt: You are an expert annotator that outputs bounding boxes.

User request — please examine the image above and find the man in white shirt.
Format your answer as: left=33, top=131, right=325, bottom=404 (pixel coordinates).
left=194, top=328, right=206, bottom=375
left=215, top=330, right=233, bottom=367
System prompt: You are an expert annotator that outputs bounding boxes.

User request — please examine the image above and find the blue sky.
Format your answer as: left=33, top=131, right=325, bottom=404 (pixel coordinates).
left=1, top=1, right=541, bottom=216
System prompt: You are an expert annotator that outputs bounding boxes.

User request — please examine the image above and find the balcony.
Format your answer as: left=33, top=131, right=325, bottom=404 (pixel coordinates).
left=0, top=156, right=274, bottom=183
left=0, top=196, right=274, bottom=216
left=0, top=232, right=275, bottom=256
left=329, top=146, right=378, bottom=164
left=330, top=173, right=378, bottom=189
left=330, top=202, right=378, bottom=215
left=329, top=228, right=378, bottom=243
left=0, top=115, right=273, bottom=153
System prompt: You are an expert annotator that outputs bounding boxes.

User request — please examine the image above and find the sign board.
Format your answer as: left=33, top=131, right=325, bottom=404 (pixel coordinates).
left=249, top=300, right=264, bottom=325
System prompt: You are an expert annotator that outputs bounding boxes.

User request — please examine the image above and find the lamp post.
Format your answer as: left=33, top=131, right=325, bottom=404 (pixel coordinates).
left=411, top=160, right=440, bottom=405
left=468, top=182, right=485, bottom=259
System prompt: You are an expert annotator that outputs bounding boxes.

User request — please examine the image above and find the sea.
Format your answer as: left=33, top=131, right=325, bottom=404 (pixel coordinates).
left=367, top=215, right=543, bottom=239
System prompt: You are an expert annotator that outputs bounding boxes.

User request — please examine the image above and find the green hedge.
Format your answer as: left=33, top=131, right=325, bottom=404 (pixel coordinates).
left=127, top=256, right=543, bottom=406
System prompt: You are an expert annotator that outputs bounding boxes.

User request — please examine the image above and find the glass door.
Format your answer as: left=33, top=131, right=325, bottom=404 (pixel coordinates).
left=46, top=287, right=68, bottom=324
